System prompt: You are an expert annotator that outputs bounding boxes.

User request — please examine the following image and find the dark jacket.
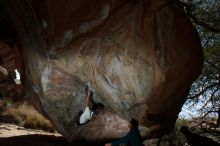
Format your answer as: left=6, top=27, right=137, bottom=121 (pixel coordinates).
left=111, top=129, right=144, bottom=146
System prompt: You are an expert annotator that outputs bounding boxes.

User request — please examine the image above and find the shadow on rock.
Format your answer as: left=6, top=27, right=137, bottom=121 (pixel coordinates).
left=0, top=134, right=114, bottom=146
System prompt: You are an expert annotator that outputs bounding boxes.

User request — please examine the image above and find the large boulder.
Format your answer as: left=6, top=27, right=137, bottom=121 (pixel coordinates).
left=0, top=43, right=23, bottom=99
left=0, top=0, right=203, bottom=141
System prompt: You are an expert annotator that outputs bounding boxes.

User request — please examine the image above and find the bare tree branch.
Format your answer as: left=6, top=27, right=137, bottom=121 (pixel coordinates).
left=217, top=108, right=220, bottom=127
left=206, top=60, right=219, bottom=70
left=197, top=89, right=219, bottom=112
left=188, top=83, right=219, bottom=99
left=177, top=1, right=220, bottom=33
left=188, top=14, right=220, bottom=32
left=202, top=34, right=215, bottom=47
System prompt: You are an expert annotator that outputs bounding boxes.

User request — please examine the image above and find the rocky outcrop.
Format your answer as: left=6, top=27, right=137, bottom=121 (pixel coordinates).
left=0, top=0, right=203, bottom=141
left=0, top=12, right=23, bottom=98
left=0, top=43, right=23, bottom=99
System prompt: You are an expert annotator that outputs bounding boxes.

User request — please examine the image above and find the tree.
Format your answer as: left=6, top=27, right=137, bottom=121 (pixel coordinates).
left=179, top=0, right=220, bottom=127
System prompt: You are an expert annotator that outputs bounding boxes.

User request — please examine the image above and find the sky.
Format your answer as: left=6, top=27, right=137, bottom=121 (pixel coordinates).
left=178, top=97, right=218, bottom=119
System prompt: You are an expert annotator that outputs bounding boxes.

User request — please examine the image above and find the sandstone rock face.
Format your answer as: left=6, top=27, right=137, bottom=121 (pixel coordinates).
left=0, top=0, right=203, bottom=141
left=0, top=43, right=23, bottom=99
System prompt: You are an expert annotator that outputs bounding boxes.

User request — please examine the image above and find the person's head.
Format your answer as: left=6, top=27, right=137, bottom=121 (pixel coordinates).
left=84, top=81, right=90, bottom=92
left=85, top=84, right=89, bottom=92
left=129, top=118, right=139, bottom=131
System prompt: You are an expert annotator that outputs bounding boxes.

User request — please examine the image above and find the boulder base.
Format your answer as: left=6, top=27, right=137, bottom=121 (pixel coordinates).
left=0, top=0, right=203, bottom=141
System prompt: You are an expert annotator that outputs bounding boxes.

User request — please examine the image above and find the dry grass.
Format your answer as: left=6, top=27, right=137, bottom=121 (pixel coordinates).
left=0, top=101, right=56, bottom=133
left=175, top=118, right=190, bottom=130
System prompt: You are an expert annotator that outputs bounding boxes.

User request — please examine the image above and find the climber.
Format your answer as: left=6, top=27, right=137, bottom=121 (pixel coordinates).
left=105, top=118, right=144, bottom=146
left=76, top=82, right=105, bottom=126
left=78, top=83, right=94, bottom=125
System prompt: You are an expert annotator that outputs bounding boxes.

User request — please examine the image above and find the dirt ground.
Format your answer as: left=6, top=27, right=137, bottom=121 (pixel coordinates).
left=0, top=123, right=69, bottom=146
left=1, top=122, right=219, bottom=146
left=0, top=123, right=113, bottom=146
